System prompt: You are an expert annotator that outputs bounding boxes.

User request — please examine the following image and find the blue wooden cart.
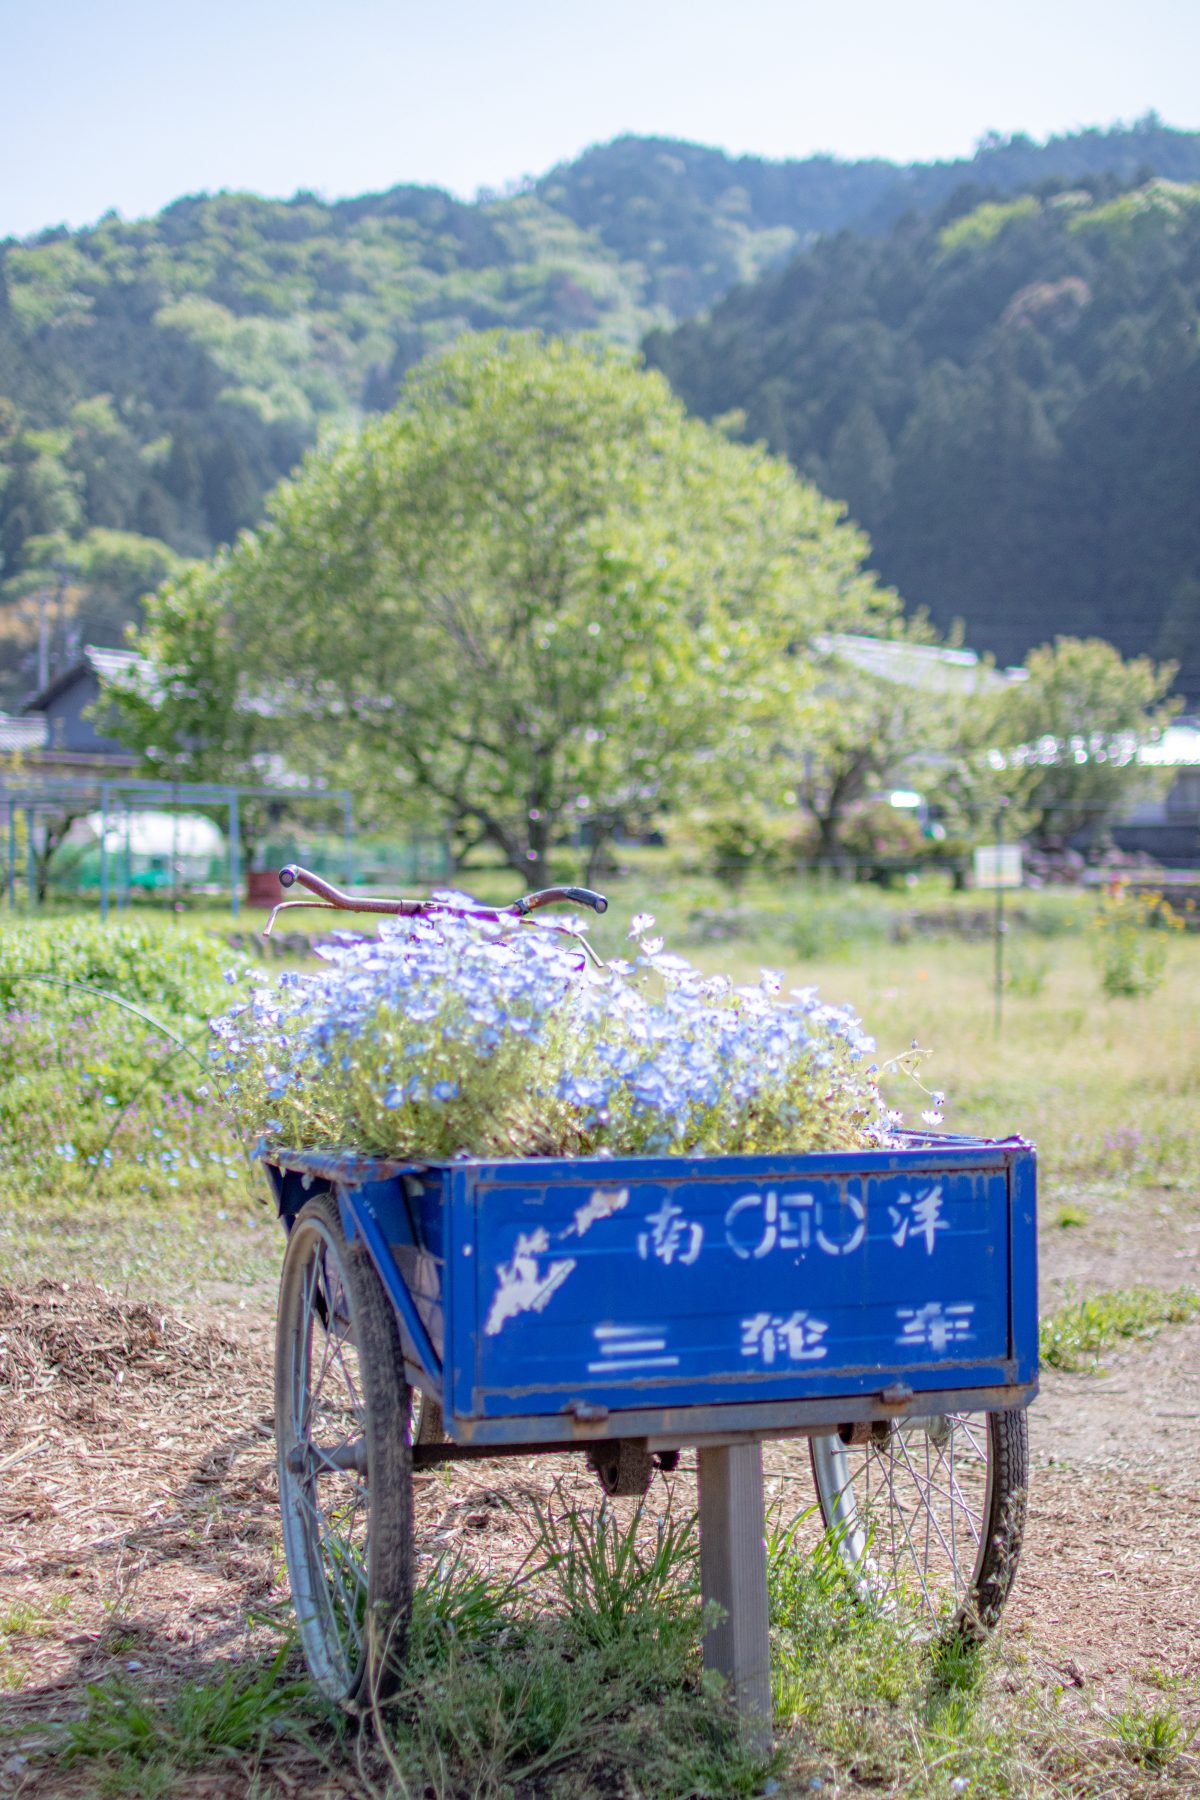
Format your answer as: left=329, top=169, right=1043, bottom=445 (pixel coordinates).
left=265, top=1129, right=1037, bottom=1726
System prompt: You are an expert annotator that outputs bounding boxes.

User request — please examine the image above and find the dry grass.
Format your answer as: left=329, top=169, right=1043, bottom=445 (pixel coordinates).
left=2, top=887, right=1199, bottom=1795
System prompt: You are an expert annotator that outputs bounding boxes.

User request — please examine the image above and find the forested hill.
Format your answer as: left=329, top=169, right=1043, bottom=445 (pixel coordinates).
left=3, top=116, right=1200, bottom=703
left=645, top=177, right=1200, bottom=699
left=537, top=117, right=1200, bottom=313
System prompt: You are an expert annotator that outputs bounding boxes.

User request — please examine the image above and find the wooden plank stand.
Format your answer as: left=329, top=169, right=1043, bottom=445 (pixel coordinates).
left=697, top=1442, right=773, bottom=1748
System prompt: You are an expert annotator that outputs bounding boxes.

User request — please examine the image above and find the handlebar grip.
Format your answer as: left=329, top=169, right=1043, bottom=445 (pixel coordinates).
left=561, top=887, right=608, bottom=914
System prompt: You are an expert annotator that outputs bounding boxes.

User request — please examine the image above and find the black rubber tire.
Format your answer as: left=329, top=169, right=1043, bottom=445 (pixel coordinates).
left=275, top=1193, right=413, bottom=1705
left=971, top=1407, right=1028, bottom=1631
left=588, top=1441, right=656, bottom=1498
left=810, top=1407, right=1027, bottom=1635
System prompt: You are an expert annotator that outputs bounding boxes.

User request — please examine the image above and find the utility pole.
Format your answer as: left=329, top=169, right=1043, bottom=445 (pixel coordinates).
left=993, top=798, right=1010, bottom=1035
left=36, top=587, right=51, bottom=691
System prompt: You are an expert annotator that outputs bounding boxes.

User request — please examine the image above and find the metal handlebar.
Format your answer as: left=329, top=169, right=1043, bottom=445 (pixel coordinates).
left=277, top=866, right=427, bottom=916
left=266, top=866, right=608, bottom=956
left=510, top=885, right=608, bottom=917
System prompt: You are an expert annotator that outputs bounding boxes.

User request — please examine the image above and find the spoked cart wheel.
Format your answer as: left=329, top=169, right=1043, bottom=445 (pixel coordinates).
left=809, top=1408, right=1027, bottom=1634
left=275, top=1194, right=414, bottom=1705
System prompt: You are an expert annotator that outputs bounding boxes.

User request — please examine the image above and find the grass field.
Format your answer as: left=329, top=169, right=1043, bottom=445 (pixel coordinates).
left=1, top=867, right=1198, bottom=1797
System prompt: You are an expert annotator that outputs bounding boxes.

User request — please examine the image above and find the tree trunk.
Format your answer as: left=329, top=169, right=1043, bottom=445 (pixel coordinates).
left=524, top=814, right=550, bottom=892
left=35, top=811, right=83, bottom=903
left=584, top=828, right=612, bottom=890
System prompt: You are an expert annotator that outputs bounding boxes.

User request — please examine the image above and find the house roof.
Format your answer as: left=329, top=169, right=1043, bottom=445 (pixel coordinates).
left=21, top=645, right=150, bottom=715
left=812, top=633, right=1027, bottom=694
left=0, top=712, right=48, bottom=753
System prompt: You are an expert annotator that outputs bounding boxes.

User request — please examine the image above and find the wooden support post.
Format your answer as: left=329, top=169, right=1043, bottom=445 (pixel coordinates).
left=697, top=1441, right=772, bottom=1745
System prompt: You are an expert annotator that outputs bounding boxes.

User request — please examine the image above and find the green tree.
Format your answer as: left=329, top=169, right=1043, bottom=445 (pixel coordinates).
left=113, top=334, right=893, bottom=884
left=106, top=559, right=260, bottom=788
left=984, top=636, right=1179, bottom=845
left=793, top=625, right=968, bottom=861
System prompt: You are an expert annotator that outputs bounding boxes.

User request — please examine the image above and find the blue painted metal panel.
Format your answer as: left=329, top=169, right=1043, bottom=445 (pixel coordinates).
left=266, top=1137, right=1037, bottom=1440
left=463, top=1162, right=1012, bottom=1417
left=1008, top=1141, right=1040, bottom=1387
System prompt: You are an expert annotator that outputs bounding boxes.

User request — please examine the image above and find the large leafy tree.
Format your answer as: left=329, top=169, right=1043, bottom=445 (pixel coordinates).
left=792, top=624, right=968, bottom=860
left=112, top=334, right=894, bottom=884
left=980, top=636, right=1179, bottom=845
left=106, top=560, right=259, bottom=788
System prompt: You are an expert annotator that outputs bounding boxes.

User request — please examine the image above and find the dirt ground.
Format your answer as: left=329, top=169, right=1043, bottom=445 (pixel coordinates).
left=2, top=1181, right=1198, bottom=1798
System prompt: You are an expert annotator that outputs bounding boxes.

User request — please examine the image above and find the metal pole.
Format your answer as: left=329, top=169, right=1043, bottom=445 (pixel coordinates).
left=697, top=1441, right=772, bottom=1747
left=6, top=802, right=15, bottom=909
left=99, top=783, right=110, bottom=921
left=343, top=792, right=353, bottom=891
left=228, top=789, right=240, bottom=920
left=36, top=588, right=50, bottom=692
left=994, top=802, right=1006, bottom=1035
left=26, top=809, right=37, bottom=908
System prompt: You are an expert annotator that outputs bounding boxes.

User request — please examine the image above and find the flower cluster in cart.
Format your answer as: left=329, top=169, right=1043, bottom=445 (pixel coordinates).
left=213, top=905, right=896, bottom=1162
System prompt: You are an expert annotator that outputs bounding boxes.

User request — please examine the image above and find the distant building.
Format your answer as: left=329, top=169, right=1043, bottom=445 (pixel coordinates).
left=1112, top=717, right=1200, bottom=865
left=16, top=646, right=144, bottom=774
left=812, top=633, right=1027, bottom=695
left=0, top=712, right=48, bottom=756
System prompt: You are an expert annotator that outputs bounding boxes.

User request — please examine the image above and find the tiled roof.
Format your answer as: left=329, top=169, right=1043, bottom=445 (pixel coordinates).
left=82, top=646, right=147, bottom=686
left=812, top=633, right=1026, bottom=695
left=0, top=712, right=48, bottom=753
left=22, top=645, right=152, bottom=714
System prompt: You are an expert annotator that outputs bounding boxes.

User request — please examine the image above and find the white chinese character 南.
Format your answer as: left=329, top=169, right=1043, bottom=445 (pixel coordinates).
left=888, top=1184, right=947, bottom=1255
left=740, top=1309, right=829, bottom=1364
left=637, top=1196, right=703, bottom=1266
left=896, top=1301, right=974, bottom=1353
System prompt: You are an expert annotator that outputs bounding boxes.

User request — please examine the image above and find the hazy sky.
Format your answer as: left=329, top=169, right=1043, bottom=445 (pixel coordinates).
left=5, top=0, right=1200, bottom=240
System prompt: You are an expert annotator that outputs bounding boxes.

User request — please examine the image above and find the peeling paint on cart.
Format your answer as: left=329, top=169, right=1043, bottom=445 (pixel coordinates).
left=484, top=1229, right=576, bottom=1336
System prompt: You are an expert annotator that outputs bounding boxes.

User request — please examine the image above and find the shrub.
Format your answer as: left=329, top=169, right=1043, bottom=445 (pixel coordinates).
left=0, top=917, right=236, bottom=1016
left=0, top=919, right=250, bottom=1201
left=1091, top=883, right=1182, bottom=998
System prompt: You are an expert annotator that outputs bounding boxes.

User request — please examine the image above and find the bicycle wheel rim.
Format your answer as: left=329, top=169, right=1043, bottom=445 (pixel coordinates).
left=810, top=1412, right=994, bottom=1627
left=277, top=1215, right=371, bottom=1697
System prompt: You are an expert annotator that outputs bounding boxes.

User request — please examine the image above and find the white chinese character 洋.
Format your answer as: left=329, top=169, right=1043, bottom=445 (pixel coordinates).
left=725, top=1187, right=865, bottom=1260
left=888, top=1184, right=947, bottom=1254
left=740, top=1309, right=829, bottom=1364
left=637, top=1196, right=703, bottom=1265
left=896, top=1301, right=974, bottom=1353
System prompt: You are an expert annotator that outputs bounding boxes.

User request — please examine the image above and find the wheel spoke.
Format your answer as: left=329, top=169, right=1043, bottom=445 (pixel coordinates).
left=892, top=1432, right=969, bottom=1593
left=299, top=1479, right=365, bottom=1652
left=812, top=1412, right=1002, bottom=1627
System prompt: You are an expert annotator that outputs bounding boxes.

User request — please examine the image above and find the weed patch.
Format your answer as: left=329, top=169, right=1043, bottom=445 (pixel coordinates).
left=1040, top=1285, right=1200, bottom=1371
left=371, top=1497, right=774, bottom=1800
left=1106, top=1696, right=1194, bottom=1771
left=59, top=1643, right=331, bottom=1791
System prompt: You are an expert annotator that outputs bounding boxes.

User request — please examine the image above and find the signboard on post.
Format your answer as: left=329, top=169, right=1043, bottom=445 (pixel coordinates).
left=973, top=843, right=1022, bottom=890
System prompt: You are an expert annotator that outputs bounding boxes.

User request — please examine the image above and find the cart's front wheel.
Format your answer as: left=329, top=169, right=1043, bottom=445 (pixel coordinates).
left=809, top=1408, right=1027, bottom=1634
left=275, top=1194, right=413, bottom=1705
